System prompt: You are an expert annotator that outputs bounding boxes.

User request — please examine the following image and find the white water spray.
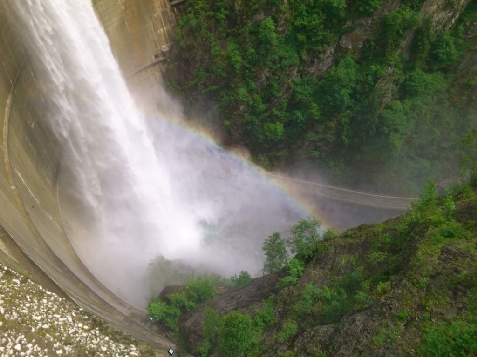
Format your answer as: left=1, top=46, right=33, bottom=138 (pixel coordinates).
left=11, top=0, right=306, bottom=308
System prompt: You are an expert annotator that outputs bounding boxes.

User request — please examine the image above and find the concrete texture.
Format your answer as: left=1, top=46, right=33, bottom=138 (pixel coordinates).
left=0, top=0, right=177, bottom=351
left=93, top=0, right=177, bottom=108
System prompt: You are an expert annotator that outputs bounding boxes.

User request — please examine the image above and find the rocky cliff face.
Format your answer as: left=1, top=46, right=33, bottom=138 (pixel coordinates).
left=178, top=270, right=286, bottom=349
left=164, top=0, right=477, bottom=195
left=167, top=0, right=472, bottom=94
left=167, top=184, right=477, bottom=356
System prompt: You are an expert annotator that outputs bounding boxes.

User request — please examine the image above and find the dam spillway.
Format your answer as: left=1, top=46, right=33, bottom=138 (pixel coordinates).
left=0, top=0, right=178, bottom=351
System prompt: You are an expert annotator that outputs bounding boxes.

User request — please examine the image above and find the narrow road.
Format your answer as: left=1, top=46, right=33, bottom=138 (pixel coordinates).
left=268, top=173, right=415, bottom=211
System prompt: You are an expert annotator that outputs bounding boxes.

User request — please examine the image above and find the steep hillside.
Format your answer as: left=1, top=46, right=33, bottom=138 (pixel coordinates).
left=151, top=177, right=477, bottom=356
left=164, top=0, right=477, bottom=194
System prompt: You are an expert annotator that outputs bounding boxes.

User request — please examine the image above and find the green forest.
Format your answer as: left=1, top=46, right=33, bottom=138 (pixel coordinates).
left=165, top=0, right=477, bottom=194
left=145, top=1, right=477, bottom=355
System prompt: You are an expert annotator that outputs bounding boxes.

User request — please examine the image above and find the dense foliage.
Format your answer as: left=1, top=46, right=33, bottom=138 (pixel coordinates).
left=262, top=219, right=336, bottom=274
left=145, top=2, right=477, bottom=354
left=147, top=275, right=217, bottom=329
left=183, top=173, right=477, bottom=356
left=147, top=270, right=253, bottom=330
left=166, top=0, right=477, bottom=194
left=196, top=298, right=276, bottom=357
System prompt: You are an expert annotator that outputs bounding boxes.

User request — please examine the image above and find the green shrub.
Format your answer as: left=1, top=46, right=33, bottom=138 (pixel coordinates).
left=430, top=32, right=459, bottom=70
left=279, top=320, right=298, bottom=341
left=146, top=301, right=181, bottom=330
left=168, top=291, right=196, bottom=311
left=438, top=221, right=470, bottom=240
left=317, top=57, right=358, bottom=115
left=420, top=321, right=477, bottom=356
left=382, top=6, right=419, bottom=54
left=403, top=70, right=445, bottom=99
left=300, top=283, right=321, bottom=314
left=262, top=218, right=326, bottom=288
left=291, top=0, right=345, bottom=50
left=398, top=180, right=440, bottom=234
left=354, top=290, right=371, bottom=306
left=231, top=271, right=252, bottom=287
left=318, top=286, right=350, bottom=324
left=278, top=258, right=306, bottom=288
left=376, top=281, right=391, bottom=294
left=396, top=310, right=409, bottom=321
left=322, top=228, right=338, bottom=241
left=219, top=311, right=256, bottom=357
left=187, top=276, right=216, bottom=304
left=147, top=275, right=217, bottom=330
left=373, top=326, right=403, bottom=347
left=356, top=0, right=382, bottom=15
left=412, top=19, right=432, bottom=66
left=254, top=297, right=276, bottom=331
left=198, top=307, right=221, bottom=357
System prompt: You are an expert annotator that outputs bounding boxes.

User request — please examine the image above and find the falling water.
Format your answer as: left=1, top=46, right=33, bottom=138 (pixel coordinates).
left=11, top=0, right=306, bottom=308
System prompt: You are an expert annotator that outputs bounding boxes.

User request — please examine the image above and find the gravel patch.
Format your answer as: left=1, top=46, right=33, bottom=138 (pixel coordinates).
left=0, top=264, right=158, bottom=356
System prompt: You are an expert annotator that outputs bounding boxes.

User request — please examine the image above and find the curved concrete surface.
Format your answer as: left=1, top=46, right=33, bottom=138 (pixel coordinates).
left=93, top=0, right=177, bottom=109
left=0, top=0, right=177, bottom=352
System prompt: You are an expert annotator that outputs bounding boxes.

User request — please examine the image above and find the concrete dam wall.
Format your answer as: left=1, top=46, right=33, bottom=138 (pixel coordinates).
left=0, top=0, right=176, bottom=351
left=93, top=0, right=178, bottom=107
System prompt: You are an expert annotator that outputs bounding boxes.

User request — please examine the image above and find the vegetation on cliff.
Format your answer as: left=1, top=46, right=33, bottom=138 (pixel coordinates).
left=165, top=0, right=477, bottom=194
left=147, top=130, right=477, bottom=355
left=145, top=1, right=477, bottom=354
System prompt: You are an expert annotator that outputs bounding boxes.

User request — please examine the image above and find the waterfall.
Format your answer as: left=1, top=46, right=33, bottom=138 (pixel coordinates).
left=11, top=0, right=305, bottom=308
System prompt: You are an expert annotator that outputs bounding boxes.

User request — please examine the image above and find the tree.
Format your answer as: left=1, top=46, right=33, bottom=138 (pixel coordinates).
left=403, top=70, right=445, bottom=99
left=262, top=219, right=323, bottom=275
left=317, top=57, right=358, bottom=115
left=373, top=100, right=409, bottom=159
left=382, top=7, right=419, bottom=54
left=262, top=232, right=288, bottom=274
left=288, top=219, right=322, bottom=262
left=197, top=307, right=221, bottom=356
left=431, top=32, right=459, bottom=69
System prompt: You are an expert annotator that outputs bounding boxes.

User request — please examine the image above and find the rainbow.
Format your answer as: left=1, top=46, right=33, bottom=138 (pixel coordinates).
left=142, top=108, right=324, bottom=231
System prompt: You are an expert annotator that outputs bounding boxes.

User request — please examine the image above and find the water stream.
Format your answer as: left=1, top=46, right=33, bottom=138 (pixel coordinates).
left=11, top=0, right=306, bottom=308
